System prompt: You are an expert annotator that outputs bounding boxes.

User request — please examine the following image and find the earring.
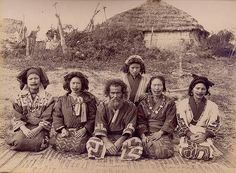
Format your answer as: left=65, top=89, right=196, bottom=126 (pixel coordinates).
left=190, top=91, right=193, bottom=96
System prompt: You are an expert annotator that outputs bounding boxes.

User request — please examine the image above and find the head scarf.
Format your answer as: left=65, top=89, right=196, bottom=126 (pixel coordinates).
left=121, top=55, right=146, bottom=74
left=125, top=55, right=144, bottom=65
left=26, top=68, right=40, bottom=78
left=17, top=67, right=49, bottom=90
left=188, top=74, right=214, bottom=96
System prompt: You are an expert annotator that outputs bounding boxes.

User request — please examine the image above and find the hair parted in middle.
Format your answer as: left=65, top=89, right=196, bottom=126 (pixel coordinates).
left=121, top=55, right=146, bottom=74
left=145, top=75, right=166, bottom=93
left=63, top=71, right=89, bottom=93
left=104, top=79, right=128, bottom=99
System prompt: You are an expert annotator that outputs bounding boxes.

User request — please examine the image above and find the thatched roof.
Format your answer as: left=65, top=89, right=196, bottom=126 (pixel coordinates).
left=105, top=0, right=208, bottom=33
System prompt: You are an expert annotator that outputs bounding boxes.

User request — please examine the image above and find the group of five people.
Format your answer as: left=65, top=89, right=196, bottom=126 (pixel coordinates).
left=6, top=55, right=221, bottom=161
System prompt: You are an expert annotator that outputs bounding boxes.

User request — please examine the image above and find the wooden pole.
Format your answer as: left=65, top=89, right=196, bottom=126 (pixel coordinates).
left=55, top=14, right=67, bottom=54
left=53, top=2, right=67, bottom=54
left=26, top=37, right=30, bottom=56
left=150, top=27, right=153, bottom=47
left=103, top=6, right=107, bottom=21
left=85, top=3, right=100, bottom=31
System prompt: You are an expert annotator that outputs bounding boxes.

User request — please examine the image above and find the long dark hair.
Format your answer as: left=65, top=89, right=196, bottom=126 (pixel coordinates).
left=145, top=76, right=166, bottom=93
left=63, top=72, right=89, bottom=93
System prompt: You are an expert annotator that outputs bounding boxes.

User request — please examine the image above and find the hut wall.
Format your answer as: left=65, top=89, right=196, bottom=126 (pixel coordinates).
left=144, top=31, right=198, bottom=50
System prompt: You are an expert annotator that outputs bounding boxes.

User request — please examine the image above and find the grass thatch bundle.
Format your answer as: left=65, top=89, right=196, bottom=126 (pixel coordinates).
left=104, top=0, right=208, bottom=34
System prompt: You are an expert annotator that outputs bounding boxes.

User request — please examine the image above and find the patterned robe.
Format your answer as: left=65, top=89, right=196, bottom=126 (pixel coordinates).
left=6, top=85, right=54, bottom=152
left=137, top=94, right=177, bottom=159
left=177, top=97, right=221, bottom=160
left=51, top=92, right=97, bottom=153
left=122, top=73, right=149, bottom=105
left=86, top=100, right=143, bottom=160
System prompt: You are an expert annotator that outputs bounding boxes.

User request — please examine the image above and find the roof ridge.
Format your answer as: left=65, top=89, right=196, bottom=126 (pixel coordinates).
left=104, top=1, right=208, bottom=33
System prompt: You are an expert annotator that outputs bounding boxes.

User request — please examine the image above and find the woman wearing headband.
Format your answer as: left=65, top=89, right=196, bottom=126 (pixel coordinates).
left=6, top=67, right=54, bottom=152
left=121, top=55, right=149, bottom=106
left=177, top=74, right=221, bottom=160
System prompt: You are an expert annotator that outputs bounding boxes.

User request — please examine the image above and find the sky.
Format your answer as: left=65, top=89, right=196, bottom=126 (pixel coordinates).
left=1, top=0, right=236, bottom=40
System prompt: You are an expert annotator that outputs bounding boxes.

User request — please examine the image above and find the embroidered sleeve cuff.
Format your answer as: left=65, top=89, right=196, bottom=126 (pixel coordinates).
left=94, top=131, right=107, bottom=137
left=94, top=123, right=107, bottom=137
left=206, top=121, right=219, bottom=138
left=122, top=123, right=135, bottom=137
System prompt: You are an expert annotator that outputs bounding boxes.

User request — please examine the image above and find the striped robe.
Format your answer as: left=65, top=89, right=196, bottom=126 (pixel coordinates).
left=177, top=97, right=221, bottom=160
left=122, top=73, right=149, bottom=104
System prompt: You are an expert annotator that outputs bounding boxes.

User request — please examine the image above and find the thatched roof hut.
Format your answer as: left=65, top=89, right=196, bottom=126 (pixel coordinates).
left=104, top=0, right=209, bottom=50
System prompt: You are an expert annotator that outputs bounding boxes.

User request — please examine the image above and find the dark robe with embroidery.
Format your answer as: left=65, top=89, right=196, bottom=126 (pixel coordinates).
left=137, top=93, right=177, bottom=159
left=86, top=100, right=143, bottom=160
left=51, top=91, right=97, bottom=153
left=6, top=85, right=54, bottom=152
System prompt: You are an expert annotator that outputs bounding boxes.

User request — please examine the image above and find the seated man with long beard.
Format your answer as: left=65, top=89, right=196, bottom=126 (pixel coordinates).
left=86, top=79, right=143, bottom=160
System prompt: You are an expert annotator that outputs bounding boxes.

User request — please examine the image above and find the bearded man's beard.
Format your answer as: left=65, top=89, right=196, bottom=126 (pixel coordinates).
left=109, top=98, right=123, bottom=110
